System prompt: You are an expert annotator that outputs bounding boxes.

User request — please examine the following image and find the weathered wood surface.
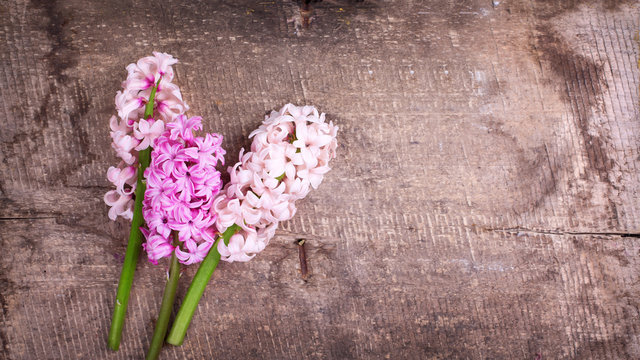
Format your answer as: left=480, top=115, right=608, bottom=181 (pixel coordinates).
left=1, top=0, right=639, bottom=358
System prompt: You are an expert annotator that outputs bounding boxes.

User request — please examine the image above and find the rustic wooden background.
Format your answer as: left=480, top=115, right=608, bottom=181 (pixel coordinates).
left=1, top=0, right=639, bottom=359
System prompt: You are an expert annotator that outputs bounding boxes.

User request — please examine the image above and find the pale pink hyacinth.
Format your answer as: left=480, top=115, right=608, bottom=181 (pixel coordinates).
left=215, top=104, right=338, bottom=262
left=104, top=52, right=189, bottom=221
left=141, top=116, right=226, bottom=265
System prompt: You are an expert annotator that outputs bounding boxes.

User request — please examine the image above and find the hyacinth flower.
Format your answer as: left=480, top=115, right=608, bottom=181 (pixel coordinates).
left=166, top=104, right=338, bottom=345
left=105, top=52, right=188, bottom=351
left=142, top=116, right=225, bottom=360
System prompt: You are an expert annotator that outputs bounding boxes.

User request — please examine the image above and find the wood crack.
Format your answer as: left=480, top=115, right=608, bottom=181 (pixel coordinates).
left=0, top=216, right=58, bottom=221
left=488, top=227, right=640, bottom=238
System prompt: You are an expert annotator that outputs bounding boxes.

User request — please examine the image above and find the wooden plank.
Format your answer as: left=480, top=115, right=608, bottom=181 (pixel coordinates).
left=1, top=0, right=639, bottom=358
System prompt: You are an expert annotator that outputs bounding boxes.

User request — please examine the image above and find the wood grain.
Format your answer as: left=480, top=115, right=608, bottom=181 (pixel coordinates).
left=1, top=0, right=639, bottom=358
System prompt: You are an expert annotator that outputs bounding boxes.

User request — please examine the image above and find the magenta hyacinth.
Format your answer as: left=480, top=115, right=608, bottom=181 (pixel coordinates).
left=141, top=115, right=225, bottom=265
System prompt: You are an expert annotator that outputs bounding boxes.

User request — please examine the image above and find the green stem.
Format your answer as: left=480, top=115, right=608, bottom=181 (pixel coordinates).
left=107, top=147, right=150, bottom=350
left=108, top=77, right=161, bottom=351
left=166, top=224, right=240, bottom=345
left=146, top=234, right=181, bottom=360
left=143, top=78, right=161, bottom=119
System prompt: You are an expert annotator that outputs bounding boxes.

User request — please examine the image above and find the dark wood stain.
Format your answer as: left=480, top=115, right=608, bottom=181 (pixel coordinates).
left=31, top=0, right=77, bottom=84
left=533, top=24, right=614, bottom=185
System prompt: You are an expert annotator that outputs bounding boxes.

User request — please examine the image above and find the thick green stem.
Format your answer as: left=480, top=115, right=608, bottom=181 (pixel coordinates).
left=166, top=225, right=240, bottom=345
left=108, top=78, right=160, bottom=351
left=107, top=147, right=150, bottom=350
left=146, top=234, right=181, bottom=360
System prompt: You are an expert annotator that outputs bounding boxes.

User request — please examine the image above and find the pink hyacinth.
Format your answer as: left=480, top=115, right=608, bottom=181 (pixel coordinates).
left=105, top=52, right=189, bottom=221
left=141, top=116, right=226, bottom=265
left=215, top=104, right=338, bottom=262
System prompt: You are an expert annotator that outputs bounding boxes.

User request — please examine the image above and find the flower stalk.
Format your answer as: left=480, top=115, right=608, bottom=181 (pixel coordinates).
left=108, top=78, right=160, bottom=351
left=146, top=233, right=181, bottom=360
left=166, top=224, right=240, bottom=346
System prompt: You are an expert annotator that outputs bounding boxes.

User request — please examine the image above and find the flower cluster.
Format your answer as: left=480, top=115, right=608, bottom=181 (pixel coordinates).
left=142, top=116, right=226, bottom=265
left=214, top=104, right=338, bottom=262
left=104, top=52, right=189, bottom=221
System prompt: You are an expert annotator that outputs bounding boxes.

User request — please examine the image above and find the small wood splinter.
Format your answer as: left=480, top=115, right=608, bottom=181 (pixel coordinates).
left=297, top=239, right=309, bottom=281
left=300, top=0, right=315, bottom=28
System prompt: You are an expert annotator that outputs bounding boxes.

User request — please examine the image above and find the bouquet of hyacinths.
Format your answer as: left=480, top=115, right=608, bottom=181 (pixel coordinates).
left=103, top=54, right=338, bottom=359
left=166, top=104, right=338, bottom=345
